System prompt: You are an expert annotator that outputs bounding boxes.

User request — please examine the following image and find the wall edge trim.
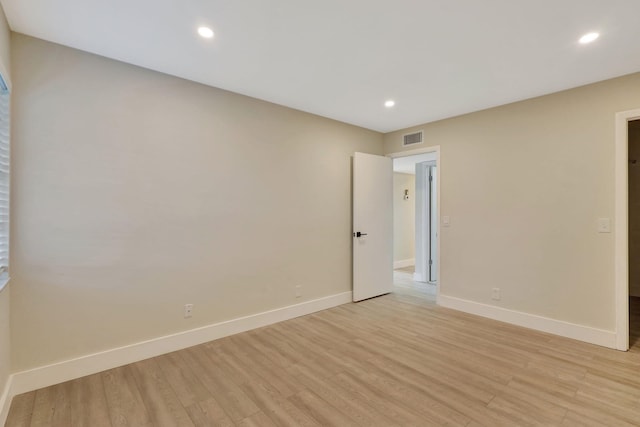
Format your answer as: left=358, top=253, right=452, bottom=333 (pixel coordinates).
left=438, top=294, right=617, bottom=349
left=0, top=374, right=12, bottom=426
left=8, top=291, right=353, bottom=399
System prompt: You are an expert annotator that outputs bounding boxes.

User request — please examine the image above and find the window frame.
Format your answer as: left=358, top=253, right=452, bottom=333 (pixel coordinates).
left=0, top=68, right=10, bottom=293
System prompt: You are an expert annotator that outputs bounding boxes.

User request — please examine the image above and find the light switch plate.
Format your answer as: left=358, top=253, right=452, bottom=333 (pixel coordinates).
left=598, top=218, right=611, bottom=233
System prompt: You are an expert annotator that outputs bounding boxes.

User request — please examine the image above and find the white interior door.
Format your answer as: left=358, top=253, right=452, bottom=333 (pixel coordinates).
left=353, top=152, right=393, bottom=302
left=414, top=161, right=438, bottom=283
left=414, top=162, right=429, bottom=283
left=430, top=165, right=438, bottom=282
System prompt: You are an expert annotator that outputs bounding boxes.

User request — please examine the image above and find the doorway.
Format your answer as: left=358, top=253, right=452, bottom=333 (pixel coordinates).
left=390, top=148, right=439, bottom=299
left=615, top=108, right=640, bottom=351
left=628, top=119, right=640, bottom=352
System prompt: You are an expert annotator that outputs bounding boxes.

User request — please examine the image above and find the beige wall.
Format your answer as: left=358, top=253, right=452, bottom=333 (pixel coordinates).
left=629, top=120, right=640, bottom=298
left=393, top=173, right=415, bottom=263
left=0, top=1, right=10, bottom=404
left=10, top=34, right=383, bottom=371
left=384, top=72, right=640, bottom=331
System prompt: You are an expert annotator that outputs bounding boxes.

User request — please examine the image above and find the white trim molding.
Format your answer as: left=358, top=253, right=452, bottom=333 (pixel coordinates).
left=438, top=294, right=617, bottom=349
left=1, top=291, right=352, bottom=423
left=614, top=108, right=640, bottom=351
left=0, top=277, right=9, bottom=294
left=386, top=145, right=440, bottom=159
left=0, top=375, right=12, bottom=426
left=393, top=258, right=415, bottom=269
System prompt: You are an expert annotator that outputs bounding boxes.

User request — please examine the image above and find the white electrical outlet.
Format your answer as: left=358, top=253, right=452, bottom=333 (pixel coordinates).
left=295, top=285, right=302, bottom=298
left=491, top=288, right=501, bottom=301
left=184, top=304, right=194, bottom=318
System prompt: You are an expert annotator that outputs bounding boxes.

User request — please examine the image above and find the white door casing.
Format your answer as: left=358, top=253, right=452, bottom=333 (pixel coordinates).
left=615, top=108, right=640, bottom=351
left=387, top=145, right=441, bottom=300
left=430, top=165, right=438, bottom=282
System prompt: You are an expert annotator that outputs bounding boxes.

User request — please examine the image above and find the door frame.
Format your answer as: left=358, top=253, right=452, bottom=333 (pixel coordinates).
left=615, top=109, right=640, bottom=351
left=414, top=160, right=437, bottom=283
left=387, top=146, right=441, bottom=300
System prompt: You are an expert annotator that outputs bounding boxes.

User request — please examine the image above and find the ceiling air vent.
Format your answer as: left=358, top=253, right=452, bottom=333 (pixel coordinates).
left=403, top=130, right=423, bottom=146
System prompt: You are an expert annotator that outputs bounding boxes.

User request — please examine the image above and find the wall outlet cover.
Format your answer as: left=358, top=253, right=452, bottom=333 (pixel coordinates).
left=184, top=304, right=194, bottom=318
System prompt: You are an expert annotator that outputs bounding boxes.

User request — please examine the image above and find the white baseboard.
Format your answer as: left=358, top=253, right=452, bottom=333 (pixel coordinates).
left=437, top=294, right=617, bottom=349
left=393, top=259, right=414, bottom=269
left=0, top=375, right=12, bottom=426
left=3, top=291, right=353, bottom=419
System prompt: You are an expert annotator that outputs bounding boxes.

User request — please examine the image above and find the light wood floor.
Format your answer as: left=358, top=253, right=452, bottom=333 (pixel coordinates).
left=393, top=267, right=436, bottom=299
left=6, top=293, right=640, bottom=426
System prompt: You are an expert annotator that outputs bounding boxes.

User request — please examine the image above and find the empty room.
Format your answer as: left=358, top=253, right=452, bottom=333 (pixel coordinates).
left=1, top=0, right=640, bottom=426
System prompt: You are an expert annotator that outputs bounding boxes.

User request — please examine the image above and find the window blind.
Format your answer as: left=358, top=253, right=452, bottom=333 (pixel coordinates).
left=0, top=75, right=9, bottom=286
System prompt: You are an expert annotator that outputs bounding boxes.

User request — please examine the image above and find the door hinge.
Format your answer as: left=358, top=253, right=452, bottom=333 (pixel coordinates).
left=429, top=175, right=433, bottom=182
left=429, top=259, right=433, bottom=265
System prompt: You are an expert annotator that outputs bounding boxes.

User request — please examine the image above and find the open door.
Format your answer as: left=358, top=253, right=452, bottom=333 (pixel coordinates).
left=353, top=152, right=393, bottom=302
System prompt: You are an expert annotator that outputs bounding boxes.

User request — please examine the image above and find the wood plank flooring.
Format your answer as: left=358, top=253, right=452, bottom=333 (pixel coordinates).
left=6, top=291, right=640, bottom=426
left=392, top=268, right=436, bottom=299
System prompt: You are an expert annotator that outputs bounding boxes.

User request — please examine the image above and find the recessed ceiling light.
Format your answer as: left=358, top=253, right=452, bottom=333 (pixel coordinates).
left=198, top=26, right=214, bottom=39
left=385, top=100, right=395, bottom=108
left=579, top=32, right=599, bottom=44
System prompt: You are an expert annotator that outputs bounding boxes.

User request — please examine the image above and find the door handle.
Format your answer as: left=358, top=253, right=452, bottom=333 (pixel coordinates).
left=354, top=231, right=368, bottom=237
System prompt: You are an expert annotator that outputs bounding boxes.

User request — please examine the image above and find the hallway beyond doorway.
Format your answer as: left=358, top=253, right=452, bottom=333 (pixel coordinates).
left=393, top=266, right=436, bottom=300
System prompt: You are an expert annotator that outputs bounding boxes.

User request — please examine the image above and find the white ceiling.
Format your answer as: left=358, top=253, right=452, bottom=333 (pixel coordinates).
left=2, top=0, right=640, bottom=133
left=393, top=153, right=437, bottom=175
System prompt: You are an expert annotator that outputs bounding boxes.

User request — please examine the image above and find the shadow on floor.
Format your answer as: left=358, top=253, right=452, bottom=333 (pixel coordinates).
left=631, top=296, right=640, bottom=352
